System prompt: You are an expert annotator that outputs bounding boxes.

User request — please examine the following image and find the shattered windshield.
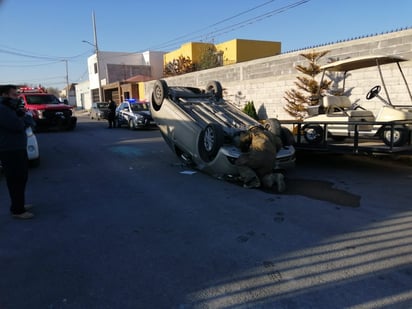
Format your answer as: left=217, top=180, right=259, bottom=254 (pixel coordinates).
left=26, top=94, right=61, bottom=105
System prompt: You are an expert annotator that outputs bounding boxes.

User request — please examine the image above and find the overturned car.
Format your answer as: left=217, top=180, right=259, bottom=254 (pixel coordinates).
left=150, top=80, right=295, bottom=178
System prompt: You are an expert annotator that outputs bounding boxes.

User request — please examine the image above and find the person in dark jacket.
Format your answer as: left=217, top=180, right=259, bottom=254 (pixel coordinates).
left=0, top=85, right=33, bottom=219
left=235, top=126, right=285, bottom=192
left=107, top=100, right=117, bottom=128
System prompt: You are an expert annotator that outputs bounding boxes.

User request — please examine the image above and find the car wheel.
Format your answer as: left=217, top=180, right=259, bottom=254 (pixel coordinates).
left=129, top=119, right=135, bottom=130
left=303, top=124, right=324, bottom=144
left=382, top=126, right=408, bottom=147
left=280, top=127, right=295, bottom=146
left=264, top=118, right=282, bottom=136
left=206, top=81, right=223, bottom=100
left=198, top=123, right=224, bottom=162
left=152, top=80, right=168, bottom=111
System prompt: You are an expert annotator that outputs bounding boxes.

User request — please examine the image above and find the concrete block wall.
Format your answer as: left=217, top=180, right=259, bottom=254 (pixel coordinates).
left=144, top=28, right=412, bottom=120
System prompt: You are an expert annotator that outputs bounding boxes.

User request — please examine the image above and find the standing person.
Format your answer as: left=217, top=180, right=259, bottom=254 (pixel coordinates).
left=107, top=99, right=117, bottom=128
left=0, top=84, right=33, bottom=219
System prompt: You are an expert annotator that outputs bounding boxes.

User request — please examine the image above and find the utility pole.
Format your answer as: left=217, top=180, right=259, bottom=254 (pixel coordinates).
left=92, top=11, right=102, bottom=102
left=63, top=59, right=69, bottom=102
left=83, top=11, right=102, bottom=102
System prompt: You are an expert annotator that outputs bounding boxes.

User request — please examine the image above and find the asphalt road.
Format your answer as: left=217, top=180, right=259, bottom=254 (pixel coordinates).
left=1, top=113, right=412, bottom=309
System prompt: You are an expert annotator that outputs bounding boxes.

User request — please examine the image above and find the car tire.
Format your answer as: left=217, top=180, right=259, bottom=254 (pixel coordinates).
left=206, top=81, right=223, bottom=100
left=303, top=124, right=324, bottom=144
left=198, top=123, right=224, bottom=162
left=280, top=127, right=295, bottom=146
left=264, top=118, right=282, bottom=136
left=152, top=80, right=168, bottom=111
left=129, top=119, right=135, bottom=130
left=382, top=126, right=408, bottom=147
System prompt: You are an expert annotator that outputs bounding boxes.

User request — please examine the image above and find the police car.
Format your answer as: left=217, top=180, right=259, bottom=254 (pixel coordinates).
left=115, top=99, right=156, bottom=129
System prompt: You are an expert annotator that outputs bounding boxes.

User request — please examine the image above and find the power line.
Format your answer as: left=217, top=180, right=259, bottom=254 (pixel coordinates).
left=146, top=0, right=278, bottom=51
left=147, top=0, right=310, bottom=51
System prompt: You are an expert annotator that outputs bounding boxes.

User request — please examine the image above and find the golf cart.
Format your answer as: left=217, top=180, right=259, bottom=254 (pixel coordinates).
left=302, top=55, right=412, bottom=147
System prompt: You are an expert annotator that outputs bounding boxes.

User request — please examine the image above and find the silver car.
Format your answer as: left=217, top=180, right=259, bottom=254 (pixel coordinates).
left=150, top=80, right=295, bottom=178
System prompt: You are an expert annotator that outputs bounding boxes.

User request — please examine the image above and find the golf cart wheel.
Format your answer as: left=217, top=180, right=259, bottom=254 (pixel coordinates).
left=206, top=81, right=223, bottom=100
left=303, top=124, right=324, bottom=144
left=264, top=118, right=282, bottom=136
left=152, top=80, right=168, bottom=111
left=198, top=123, right=224, bottom=162
left=382, top=126, right=408, bottom=147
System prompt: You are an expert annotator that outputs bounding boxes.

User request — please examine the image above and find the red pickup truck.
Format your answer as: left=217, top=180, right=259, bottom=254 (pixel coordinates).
left=18, top=86, right=77, bottom=131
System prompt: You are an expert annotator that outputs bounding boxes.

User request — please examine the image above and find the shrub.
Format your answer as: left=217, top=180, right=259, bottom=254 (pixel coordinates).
left=242, top=101, right=259, bottom=120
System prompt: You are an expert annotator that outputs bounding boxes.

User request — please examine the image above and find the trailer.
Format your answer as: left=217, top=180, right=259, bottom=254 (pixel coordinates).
left=282, top=119, right=412, bottom=155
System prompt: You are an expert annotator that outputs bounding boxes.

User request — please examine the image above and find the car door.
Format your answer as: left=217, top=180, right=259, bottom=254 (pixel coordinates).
left=117, top=103, right=128, bottom=124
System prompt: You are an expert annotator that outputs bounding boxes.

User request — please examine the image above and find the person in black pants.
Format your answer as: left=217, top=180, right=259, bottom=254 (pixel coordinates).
left=0, top=84, right=33, bottom=219
left=107, top=100, right=117, bottom=128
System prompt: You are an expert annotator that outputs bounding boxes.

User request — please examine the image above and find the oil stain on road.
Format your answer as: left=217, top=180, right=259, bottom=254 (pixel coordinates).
left=282, top=178, right=360, bottom=208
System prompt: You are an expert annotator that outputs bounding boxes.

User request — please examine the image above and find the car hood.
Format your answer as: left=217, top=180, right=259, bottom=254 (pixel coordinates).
left=134, top=111, right=152, bottom=117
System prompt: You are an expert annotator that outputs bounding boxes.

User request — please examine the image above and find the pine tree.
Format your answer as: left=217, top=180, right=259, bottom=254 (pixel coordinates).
left=284, top=51, right=331, bottom=120
left=242, top=101, right=259, bottom=120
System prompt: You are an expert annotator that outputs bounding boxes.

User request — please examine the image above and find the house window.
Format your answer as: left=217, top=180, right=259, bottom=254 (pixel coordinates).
left=94, top=62, right=98, bottom=74
left=124, top=92, right=130, bottom=100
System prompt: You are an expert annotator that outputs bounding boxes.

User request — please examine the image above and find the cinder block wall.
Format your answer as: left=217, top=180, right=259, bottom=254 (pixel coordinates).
left=144, top=28, right=412, bottom=120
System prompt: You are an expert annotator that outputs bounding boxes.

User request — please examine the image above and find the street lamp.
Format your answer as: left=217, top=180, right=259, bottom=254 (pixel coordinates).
left=82, top=11, right=102, bottom=102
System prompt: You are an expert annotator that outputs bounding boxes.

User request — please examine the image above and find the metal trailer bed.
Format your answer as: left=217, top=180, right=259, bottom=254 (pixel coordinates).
left=281, top=119, right=412, bottom=155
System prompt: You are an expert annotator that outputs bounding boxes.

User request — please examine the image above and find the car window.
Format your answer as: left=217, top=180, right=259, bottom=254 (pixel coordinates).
left=25, top=94, right=61, bottom=105
left=97, top=103, right=109, bottom=109
left=130, top=103, right=149, bottom=112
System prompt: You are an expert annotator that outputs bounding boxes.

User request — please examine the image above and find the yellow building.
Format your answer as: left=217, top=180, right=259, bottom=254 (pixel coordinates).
left=216, top=39, right=281, bottom=65
left=164, top=39, right=281, bottom=67
left=164, top=42, right=215, bottom=65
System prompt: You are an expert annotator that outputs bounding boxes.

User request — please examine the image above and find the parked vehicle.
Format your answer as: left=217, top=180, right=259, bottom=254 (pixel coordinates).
left=90, top=102, right=109, bottom=120
left=150, top=80, right=295, bottom=178
left=18, top=86, right=77, bottom=131
left=302, top=55, right=412, bottom=147
left=116, top=99, right=156, bottom=129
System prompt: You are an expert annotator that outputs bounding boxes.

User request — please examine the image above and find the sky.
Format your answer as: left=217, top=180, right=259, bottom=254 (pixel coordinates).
left=0, top=0, right=411, bottom=90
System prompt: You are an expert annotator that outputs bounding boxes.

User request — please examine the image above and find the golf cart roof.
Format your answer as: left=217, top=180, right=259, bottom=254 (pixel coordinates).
left=320, top=55, right=408, bottom=72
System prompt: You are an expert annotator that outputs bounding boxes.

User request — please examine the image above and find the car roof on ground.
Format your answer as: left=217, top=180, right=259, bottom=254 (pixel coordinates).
left=320, top=55, right=408, bottom=72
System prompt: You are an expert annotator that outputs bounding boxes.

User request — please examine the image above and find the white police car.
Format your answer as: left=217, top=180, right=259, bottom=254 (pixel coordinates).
left=115, top=99, right=156, bottom=130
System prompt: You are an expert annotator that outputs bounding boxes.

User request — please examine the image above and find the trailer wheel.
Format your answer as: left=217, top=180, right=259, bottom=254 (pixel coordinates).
left=382, top=127, right=408, bottom=147
left=152, top=80, right=168, bottom=111
left=303, top=124, right=324, bottom=144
